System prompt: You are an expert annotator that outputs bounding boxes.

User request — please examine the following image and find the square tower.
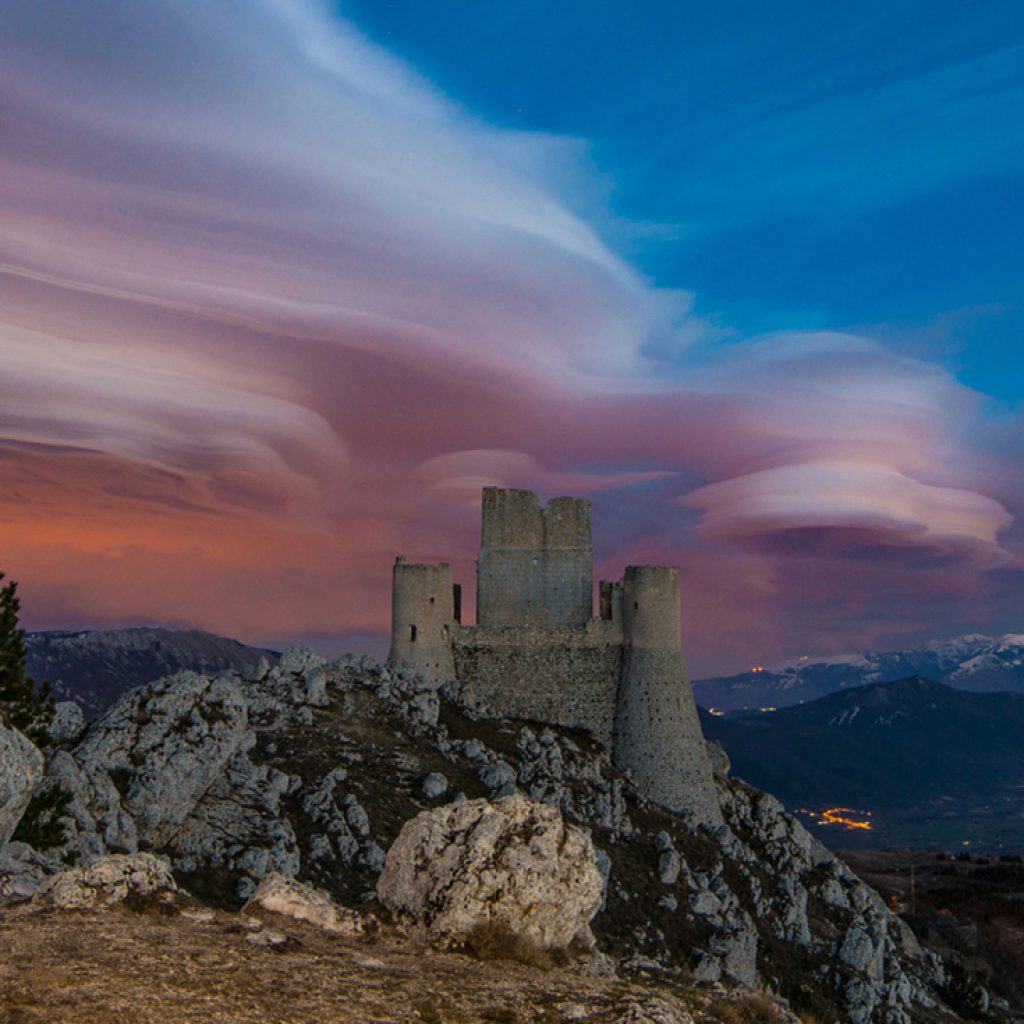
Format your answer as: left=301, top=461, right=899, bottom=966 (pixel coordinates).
left=476, top=487, right=592, bottom=627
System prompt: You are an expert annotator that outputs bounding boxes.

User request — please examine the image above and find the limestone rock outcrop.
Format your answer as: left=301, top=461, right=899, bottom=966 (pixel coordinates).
left=172, top=752, right=301, bottom=901
left=245, top=872, right=364, bottom=935
left=48, top=701, right=86, bottom=747
left=717, top=780, right=936, bottom=1024
left=74, top=671, right=251, bottom=848
left=377, top=794, right=603, bottom=950
left=31, top=852, right=178, bottom=910
left=50, top=671, right=254, bottom=861
left=0, top=722, right=44, bottom=844
left=0, top=841, right=59, bottom=906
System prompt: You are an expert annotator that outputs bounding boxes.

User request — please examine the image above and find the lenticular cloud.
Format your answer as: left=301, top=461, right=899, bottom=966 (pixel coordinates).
left=682, top=461, right=1013, bottom=570
left=671, top=334, right=1014, bottom=572
left=0, top=0, right=1017, bottom=664
left=0, top=0, right=662, bottom=383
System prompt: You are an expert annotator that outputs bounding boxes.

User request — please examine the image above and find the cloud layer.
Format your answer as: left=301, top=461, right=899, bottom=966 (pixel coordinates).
left=0, top=0, right=1019, bottom=673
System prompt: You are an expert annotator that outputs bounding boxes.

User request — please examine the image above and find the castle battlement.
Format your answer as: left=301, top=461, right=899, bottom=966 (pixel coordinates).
left=387, top=487, right=721, bottom=825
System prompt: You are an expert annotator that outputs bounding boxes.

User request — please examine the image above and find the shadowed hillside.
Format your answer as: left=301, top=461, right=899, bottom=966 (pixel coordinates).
left=701, top=677, right=1024, bottom=853
left=26, top=628, right=278, bottom=717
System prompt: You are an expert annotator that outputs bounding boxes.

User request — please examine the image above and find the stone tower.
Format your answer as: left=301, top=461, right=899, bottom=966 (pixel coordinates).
left=388, top=558, right=457, bottom=685
left=387, top=487, right=722, bottom=826
left=613, top=566, right=722, bottom=825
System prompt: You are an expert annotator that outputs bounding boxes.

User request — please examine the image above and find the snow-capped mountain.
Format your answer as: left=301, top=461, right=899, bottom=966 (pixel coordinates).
left=692, top=633, right=1024, bottom=712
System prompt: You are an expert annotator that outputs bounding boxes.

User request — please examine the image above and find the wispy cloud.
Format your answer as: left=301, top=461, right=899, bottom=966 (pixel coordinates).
left=0, top=0, right=1019, bottom=672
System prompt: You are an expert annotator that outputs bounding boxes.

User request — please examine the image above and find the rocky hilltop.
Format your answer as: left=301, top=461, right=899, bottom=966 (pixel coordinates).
left=0, top=651, right=1006, bottom=1023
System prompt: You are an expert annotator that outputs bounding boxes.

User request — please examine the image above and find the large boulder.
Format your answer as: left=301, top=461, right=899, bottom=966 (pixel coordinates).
left=31, top=852, right=179, bottom=910
left=71, top=671, right=251, bottom=849
left=1, top=722, right=44, bottom=844
left=377, top=794, right=602, bottom=950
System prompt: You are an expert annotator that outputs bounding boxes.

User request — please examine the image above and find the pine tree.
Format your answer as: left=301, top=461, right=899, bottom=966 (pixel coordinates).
left=0, top=571, right=54, bottom=744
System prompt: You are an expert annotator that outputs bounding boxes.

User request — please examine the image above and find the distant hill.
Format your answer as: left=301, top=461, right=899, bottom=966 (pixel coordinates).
left=693, top=633, right=1024, bottom=712
left=701, top=676, right=1024, bottom=853
left=26, top=628, right=279, bottom=717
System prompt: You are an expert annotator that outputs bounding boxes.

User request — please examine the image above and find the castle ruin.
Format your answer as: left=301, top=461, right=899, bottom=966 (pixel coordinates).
left=388, top=487, right=722, bottom=826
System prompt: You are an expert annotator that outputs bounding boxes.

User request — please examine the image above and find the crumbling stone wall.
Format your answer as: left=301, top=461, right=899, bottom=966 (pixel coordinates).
left=452, top=620, right=622, bottom=744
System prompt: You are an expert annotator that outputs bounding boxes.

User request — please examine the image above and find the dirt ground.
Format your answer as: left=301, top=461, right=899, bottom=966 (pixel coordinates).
left=0, top=904, right=746, bottom=1024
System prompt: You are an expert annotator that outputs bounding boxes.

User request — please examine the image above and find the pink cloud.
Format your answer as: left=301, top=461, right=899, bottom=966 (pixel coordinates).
left=418, top=450, right=674, bottom=505
left=0, top=1, right=1019, bottom=675
left=681, top=461, right=1012, bottom=570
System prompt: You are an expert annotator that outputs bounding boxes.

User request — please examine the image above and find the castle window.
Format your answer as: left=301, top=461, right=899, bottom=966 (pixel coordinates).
left=634, top=601, right=639, bottom=611
left=410, top=625, right=417, bottom=642
left=429, top=596, right=435, bottom=604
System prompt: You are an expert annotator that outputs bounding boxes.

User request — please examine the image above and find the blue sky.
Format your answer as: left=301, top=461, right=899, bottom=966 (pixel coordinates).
left=344, top=0, right=1024, bottom=401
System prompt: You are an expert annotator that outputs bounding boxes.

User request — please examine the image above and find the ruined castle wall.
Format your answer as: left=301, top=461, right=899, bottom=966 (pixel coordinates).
left=613, top=566, right=722, bottom=826
left=453, top=619, right=622, bottom=745
left=387, top=559, right=456, bottom=685
left=387, top=487, right=723, bottom=822
left=476, top=488, right=592, bottom=628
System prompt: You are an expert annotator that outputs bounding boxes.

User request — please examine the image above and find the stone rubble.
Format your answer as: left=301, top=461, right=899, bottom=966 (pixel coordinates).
left=612, top=995, right=695, bottom=1024
left=244, top=872, right=364, bottom=935
left=245, top=927, right=289, bottom=948
left=0, top=841, right=61, bottom=905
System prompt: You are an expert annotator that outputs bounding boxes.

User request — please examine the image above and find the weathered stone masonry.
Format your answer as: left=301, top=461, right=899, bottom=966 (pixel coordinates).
left=388, top=486, right=722, bottom=826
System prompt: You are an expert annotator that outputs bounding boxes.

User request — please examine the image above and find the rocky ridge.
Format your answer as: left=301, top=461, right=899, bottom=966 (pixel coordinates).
left=0, top=649, right=990, bottom=1023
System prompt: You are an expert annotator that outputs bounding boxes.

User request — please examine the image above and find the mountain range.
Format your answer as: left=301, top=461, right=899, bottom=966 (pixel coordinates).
left=701, top=676, right=1024, bottom=853
left=692, top=633, right=1024, bottom=712
left=26, top=628, right=278, bottom=717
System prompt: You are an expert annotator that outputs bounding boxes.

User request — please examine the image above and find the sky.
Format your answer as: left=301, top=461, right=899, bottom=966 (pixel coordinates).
left=1, top=0, right=1021, bottom=676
